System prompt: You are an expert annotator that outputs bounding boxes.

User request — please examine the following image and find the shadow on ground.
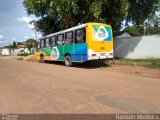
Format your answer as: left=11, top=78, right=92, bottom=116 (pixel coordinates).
left=45, top=60, right=110, bottom=69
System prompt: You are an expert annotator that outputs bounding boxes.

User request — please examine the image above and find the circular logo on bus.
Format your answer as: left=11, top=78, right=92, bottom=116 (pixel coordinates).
left=95, top=26, right=109, bottom=41
left=51, top=47, right=60, bottom=60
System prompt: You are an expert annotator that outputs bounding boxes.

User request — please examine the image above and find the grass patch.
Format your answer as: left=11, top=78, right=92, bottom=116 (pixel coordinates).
left=17, top=53, right=33, bottom=56
left=16, top=57, right=24, bottom=61
left=107, top=58, right=160, bottom=68
left=147, top=62, right=160, bottom=68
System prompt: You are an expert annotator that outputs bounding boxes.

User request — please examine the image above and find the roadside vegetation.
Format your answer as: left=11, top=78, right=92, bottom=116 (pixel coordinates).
left=107, top=58, right=160, bottom=68
left=15, top=54, right=37, bottom=62
left=15, top=56, right=160, bottom=69
left=16, top=57, right=24, bottom=61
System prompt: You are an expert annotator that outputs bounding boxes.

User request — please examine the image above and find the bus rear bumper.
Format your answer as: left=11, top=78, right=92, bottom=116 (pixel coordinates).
left=88, top=55, right=113, bottom=60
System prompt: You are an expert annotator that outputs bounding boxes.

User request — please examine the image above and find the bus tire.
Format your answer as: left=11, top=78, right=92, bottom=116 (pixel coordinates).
left=40, top=55, right=45, bottom=63
left=65, top=55, right=72, bottom=67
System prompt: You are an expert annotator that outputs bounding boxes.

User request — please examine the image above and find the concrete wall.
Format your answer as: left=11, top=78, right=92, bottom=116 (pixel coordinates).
left=114, top=34, right=160, bottom=59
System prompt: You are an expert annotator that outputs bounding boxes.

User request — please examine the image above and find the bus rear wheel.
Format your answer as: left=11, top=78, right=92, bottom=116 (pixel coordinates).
left=40, top=55, right=45, bottom=63
left=65, top=55, right=72, bottom=67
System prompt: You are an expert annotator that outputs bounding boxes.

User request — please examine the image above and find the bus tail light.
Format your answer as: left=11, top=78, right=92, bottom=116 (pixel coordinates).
left=109, top=53, right=114, bottom=56
left=92, top=54, right=97, bottom=56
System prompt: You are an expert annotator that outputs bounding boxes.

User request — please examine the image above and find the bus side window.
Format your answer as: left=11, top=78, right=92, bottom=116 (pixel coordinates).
left=37, top=41, right=40, bottom=48
left=57, top=34, right=63, bottom=46
left=65, top=32, right=73, bottom=45
left=41, top=39, right=45, bottom=48
left=50, top=36, right=56, bottom=46
left=45, top=38, right=50, bottom=47
left=75, top=28, right=85, bottom=44
left=43, top=39, right=46, bottom=47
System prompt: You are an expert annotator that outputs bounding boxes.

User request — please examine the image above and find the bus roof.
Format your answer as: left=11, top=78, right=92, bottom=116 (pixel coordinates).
left=38, top=24, right=85, bottom=40
left=38, top=22, right=111, bottom=40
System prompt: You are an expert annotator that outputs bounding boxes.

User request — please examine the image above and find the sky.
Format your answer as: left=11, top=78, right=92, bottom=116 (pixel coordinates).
left=0, top=0, right=40, bottom=47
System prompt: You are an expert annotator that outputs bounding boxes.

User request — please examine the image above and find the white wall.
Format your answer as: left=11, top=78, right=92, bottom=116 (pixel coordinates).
left=1, top=48, right=10, bottom=55
left=1, top=48, right=33, bottom=56
left=114, top=34, right=160, bottom=58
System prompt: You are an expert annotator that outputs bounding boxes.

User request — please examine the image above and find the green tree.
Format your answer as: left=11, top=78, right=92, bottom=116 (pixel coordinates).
left=127, top=0, right=159, bottom=25
left=12, top=41, right=17, bottom=48
left=101, top=0, right=128, bottom=33
left=23, top=0, right=159, bottom=35
left=144, top=2, right=160, bottom=35
left=8, top=41, right=17, bottom=48
left=124, top=26, right=144, bottom=36
left=25, top=38, right=37, bottom=53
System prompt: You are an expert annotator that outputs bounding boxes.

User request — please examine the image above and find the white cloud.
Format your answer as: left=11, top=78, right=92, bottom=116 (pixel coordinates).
left=23, top=35, right=38, bottom=40
left=0, top=35, right=4, bottom=41
left=17, top=16, right=34, bottom=29
left=12, top=37, right=19, bottom=42
left=23, top=36, right=31, bottom=39
left=31, top=32, right=42, bottom=39
left=17, top=16, right=33, bottom=23
left=0, top=35, right=8, bottom=47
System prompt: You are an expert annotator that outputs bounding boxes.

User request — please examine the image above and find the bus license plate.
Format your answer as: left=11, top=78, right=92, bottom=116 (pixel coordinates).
left=100, top=53, right=106, bottom=56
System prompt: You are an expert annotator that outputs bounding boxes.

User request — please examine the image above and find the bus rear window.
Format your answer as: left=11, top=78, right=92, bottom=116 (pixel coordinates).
left=92, top=25, right=112, bottom=41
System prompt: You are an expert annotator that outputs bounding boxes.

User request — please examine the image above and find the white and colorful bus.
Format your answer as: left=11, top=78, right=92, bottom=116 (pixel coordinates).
left=36, top=22, right=113, bottom=66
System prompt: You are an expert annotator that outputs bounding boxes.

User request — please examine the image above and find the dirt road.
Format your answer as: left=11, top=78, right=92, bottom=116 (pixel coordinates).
left=0, top=58, right=160, bottom=113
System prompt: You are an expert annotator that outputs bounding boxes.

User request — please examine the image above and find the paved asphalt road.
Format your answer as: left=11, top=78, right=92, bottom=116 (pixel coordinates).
left=0, top=58, right=160, bottom=113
